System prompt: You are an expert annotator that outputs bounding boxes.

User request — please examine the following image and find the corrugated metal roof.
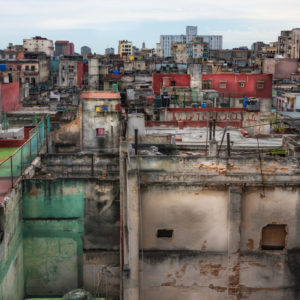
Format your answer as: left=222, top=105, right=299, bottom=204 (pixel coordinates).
left=81, top=91, right=120, bottom=99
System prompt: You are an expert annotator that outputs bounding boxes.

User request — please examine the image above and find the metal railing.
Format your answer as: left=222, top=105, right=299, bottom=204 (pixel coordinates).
left=0, top=119, right=46, bottom=199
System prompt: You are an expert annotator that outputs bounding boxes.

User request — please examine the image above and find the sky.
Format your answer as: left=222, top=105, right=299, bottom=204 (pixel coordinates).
left=0, top=0, right=300, bottom=54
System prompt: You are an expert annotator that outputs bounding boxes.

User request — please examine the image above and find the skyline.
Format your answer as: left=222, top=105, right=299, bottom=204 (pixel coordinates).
left=1, top=0, right=300, bottom=54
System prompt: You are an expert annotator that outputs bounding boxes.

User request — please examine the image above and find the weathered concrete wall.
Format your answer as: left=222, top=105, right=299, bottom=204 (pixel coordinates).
left=0, top=187, right=24, bottom=300
left=82, top=99, right=120, bottom=152
left=122, top=150, right=300, bottom=299
left=142, top=187, right=228, bottom=251
left=51, top=117, right=81, bottom=153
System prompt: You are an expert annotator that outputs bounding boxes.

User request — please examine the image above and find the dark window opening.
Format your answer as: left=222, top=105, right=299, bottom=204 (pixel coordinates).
left=261, top=224, right=287, bottom=250
left=157, top=229, right=173, bottom=238
left=202, top=80, right=212, bottom=89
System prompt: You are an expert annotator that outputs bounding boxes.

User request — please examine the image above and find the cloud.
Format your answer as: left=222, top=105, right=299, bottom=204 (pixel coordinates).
left=1, top=0, right=300, bottom=30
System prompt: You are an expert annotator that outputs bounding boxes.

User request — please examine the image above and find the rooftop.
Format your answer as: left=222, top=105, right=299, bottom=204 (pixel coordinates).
left=81, top=91, right=121, bottom=99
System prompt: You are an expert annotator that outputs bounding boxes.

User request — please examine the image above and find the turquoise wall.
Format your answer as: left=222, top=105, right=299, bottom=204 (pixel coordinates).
left=22, top=179, right=85, bottom=297
left=0, top=189, right=24, bottom=300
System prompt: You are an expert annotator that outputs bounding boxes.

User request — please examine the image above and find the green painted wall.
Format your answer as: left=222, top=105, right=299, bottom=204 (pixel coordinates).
left=22, top=179, right=85, bottom=297
left=0, top=188, right=24, bottom=300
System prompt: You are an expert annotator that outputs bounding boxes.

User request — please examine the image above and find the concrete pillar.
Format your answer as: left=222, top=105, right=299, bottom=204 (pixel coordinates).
left=227, top=187, right=242, bottom=299
left=209, top=140, right=218, bottom=157
left=119, top=142, right=128, bottom=300
left=127, top=114, right=145, bottom=140
left=124, top=170, right=140, bottom=300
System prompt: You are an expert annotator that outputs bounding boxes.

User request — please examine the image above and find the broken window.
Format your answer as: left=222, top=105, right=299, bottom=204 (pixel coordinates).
left=157, top=229, right=173, bottom=239
left=96, top=128, right=105, bottom=136
left=257, top=81, right=264, bottom=89
left=219, top=81, right=227, bottom=89
left=261, top=224, right=287, bottom=250
left=202, top=80, right=212, bottom=89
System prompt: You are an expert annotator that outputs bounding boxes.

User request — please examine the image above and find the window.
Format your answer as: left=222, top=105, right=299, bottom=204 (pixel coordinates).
left=96, top=128, right=105, bottom=136
left=202, top=80, right=212, bottom=89
left=17, top=65, right=21, bottom=71
left=239, top=82, right=245, bottom=88
left=31, top=65, right=35, bottom=71
left=69, top=65, right=74, bottom=73
left=25, top=65, right=29, bottom=71
left=219, top=81, right=227, bottom=89
left=257, top=81, right=264, bottom=89
left=157, top=229, right=173, bottom=239
left=261, top=224, right=287, bottom=250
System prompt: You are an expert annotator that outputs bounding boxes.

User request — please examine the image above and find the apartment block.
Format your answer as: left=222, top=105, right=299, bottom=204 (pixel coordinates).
left=199, top=35, right=223, bottom=50
left=160, top=35, right=186, bottom=57
left=186, top=26, right=197, bottom=43
left=55, top=41, right=75, bottom=57
left=23, top=36, right=54, bottom=57
left=118, top=40, right=133, bottom=57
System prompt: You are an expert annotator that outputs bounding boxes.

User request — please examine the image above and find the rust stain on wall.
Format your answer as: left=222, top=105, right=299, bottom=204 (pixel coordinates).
left=200, top=263, right=226, bottom=277
left=246, top=239, right=254, bottom=250
left=209, top=284, right=226, bottom=293
left=28, top=186, right=39, bottom=196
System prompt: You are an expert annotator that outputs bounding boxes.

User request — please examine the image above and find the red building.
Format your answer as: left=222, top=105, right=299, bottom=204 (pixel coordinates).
left=77, top=61, right=84, bottom=86
left=152, top=74, right=191, bottom=95
left=202, top=73, right=273, bottom=99
left=0, top=81, right=20, bottom=113
left=55, top=41, right=75, bottom=57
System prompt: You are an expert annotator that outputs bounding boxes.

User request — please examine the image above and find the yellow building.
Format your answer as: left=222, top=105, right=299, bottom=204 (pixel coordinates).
left=118, top=40, right=133, bottom=56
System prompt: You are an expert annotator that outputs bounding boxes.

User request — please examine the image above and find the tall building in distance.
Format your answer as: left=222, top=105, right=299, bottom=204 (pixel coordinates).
left=160, top=35, right=186, bottom=57
left=160, top=26, right=223, bottom=57
left=23, top=36, right=54, bottom=57
left=118, top=40, right=133, bottom=56
left=198, top=35, right=223, bottom=50
left=105, top=48, right=115, bottom=55
left=275, top=28, right=300, bottom=59
left=291, top=28, right=300, bottom=59
left=55, top=41, right=75, bottom=57
left=81, top=46, right=92, bottom=55
left=186, top=26, right=198, bottom=43
left=277, top=31, right=292, bottom=58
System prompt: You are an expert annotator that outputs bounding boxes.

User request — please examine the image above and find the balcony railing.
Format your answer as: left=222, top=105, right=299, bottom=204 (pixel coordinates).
left=0, top=118, right=48, bottom=202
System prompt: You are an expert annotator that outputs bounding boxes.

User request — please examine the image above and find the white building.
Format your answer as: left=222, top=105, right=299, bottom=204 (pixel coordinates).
left=186, top=26, right=198, bottom=43
left=23, top=36, right=54, bottom=57
left=160, top=35, right=186, bottom=57
left=198, top=35, right=223, bottom=50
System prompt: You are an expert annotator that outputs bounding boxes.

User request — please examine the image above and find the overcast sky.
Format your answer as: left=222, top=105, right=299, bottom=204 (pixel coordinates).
left=1, top=0, right=300, bottom=53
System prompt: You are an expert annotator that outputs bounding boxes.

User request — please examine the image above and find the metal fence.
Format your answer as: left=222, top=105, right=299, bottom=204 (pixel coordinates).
left=0, top=119, right=46, bottom=200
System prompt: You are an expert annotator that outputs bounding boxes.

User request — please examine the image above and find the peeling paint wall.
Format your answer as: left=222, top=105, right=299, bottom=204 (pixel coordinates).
left=22, top=178, right=120, bottom=298
left=0, top=186, right=24, bottom=300
left=122, top=151, right=300, bottom=299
